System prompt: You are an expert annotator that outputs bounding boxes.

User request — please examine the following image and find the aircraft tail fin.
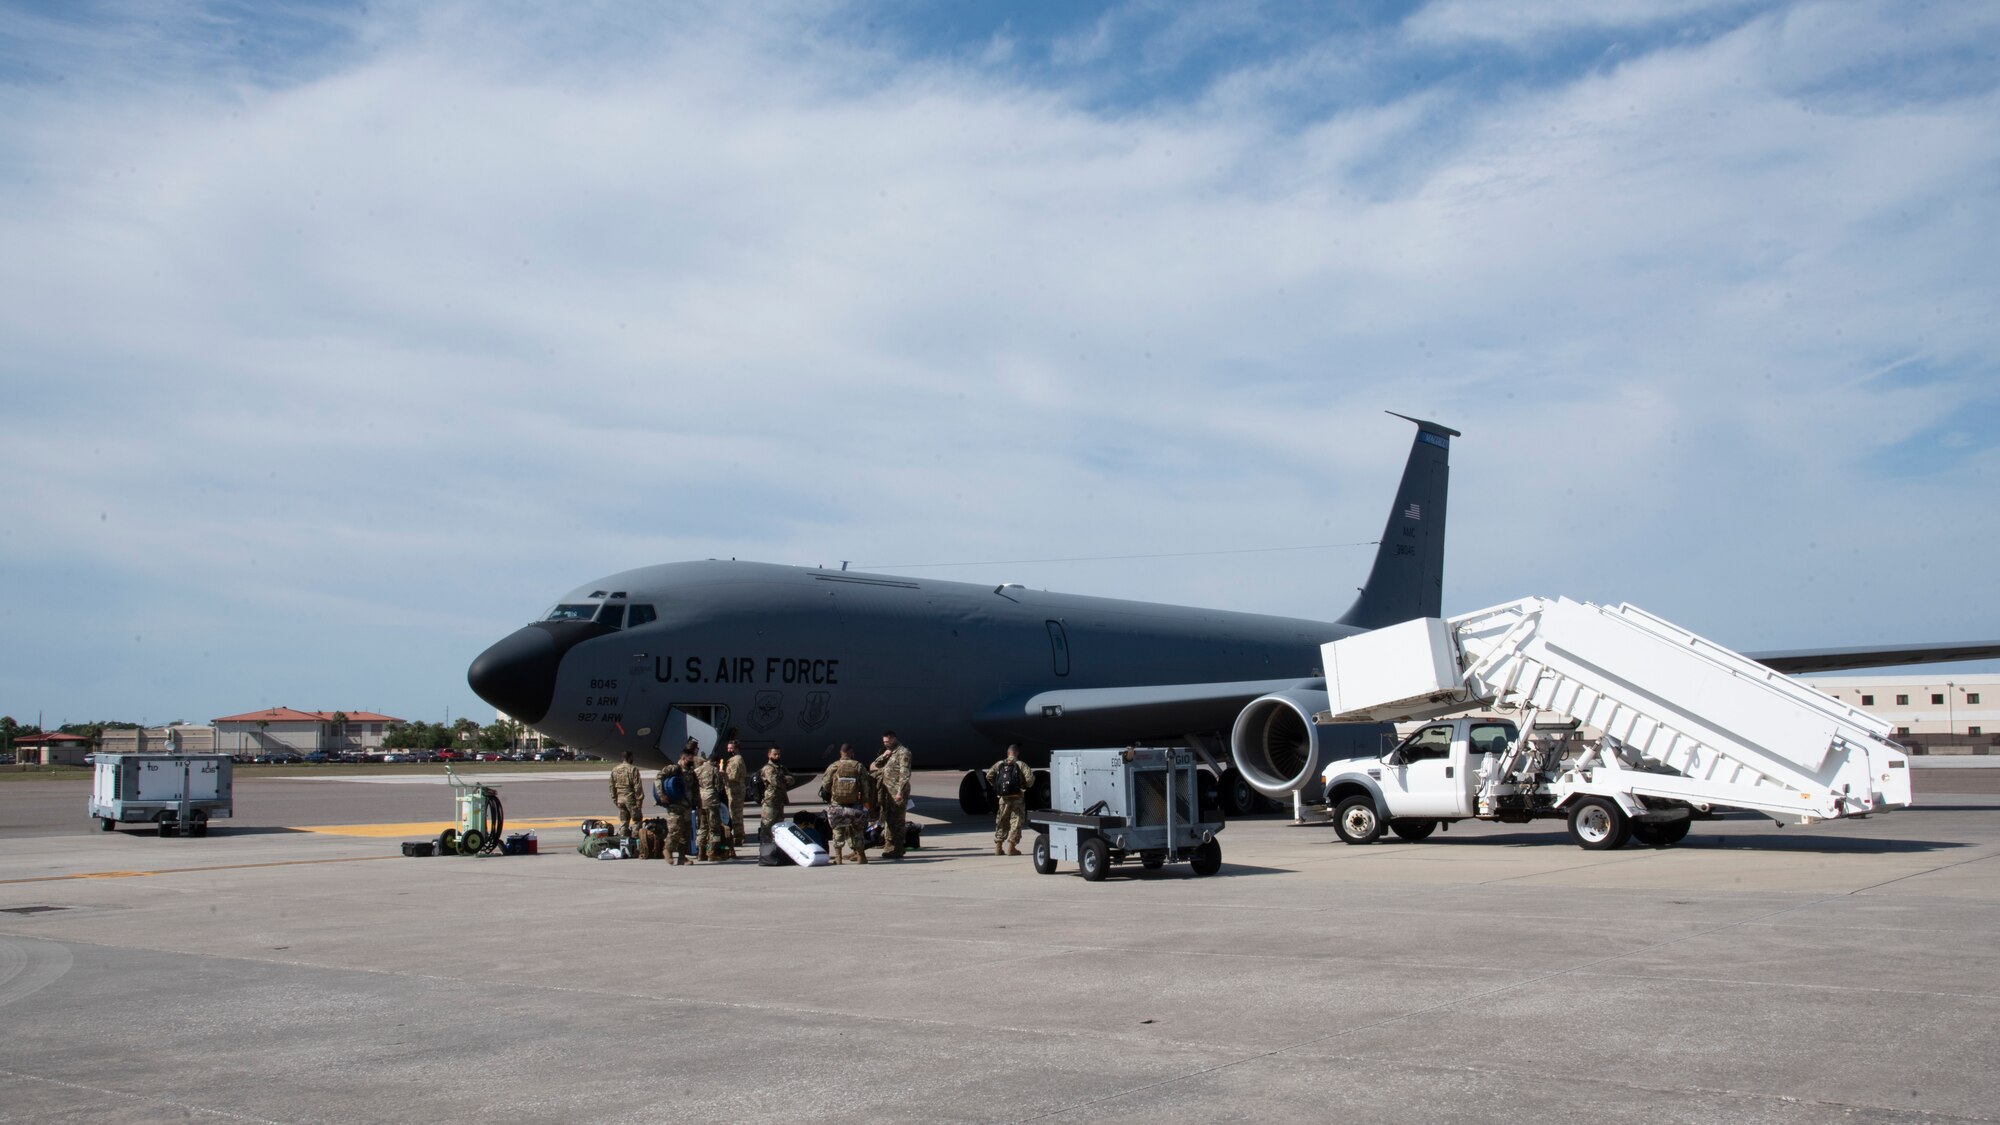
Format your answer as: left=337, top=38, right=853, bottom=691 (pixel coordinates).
left=1336, top=412, right=1459, bottom=631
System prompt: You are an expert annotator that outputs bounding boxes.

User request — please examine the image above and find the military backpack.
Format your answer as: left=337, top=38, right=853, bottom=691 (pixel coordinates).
left=829, top=761, right=865, bottom=806
left=994, top=761, right=1025, bottom=796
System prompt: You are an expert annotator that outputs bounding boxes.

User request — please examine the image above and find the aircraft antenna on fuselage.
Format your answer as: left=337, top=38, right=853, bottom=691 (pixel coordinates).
left=1335, top=412, right=1458, bottom=631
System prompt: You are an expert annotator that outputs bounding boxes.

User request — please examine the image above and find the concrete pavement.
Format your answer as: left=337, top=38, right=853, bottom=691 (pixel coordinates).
left=1, top=769, right=1996, bottom=1123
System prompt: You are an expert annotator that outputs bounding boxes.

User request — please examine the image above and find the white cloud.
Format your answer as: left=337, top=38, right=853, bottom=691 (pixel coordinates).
left=2, top=0, right=1997, bottom=723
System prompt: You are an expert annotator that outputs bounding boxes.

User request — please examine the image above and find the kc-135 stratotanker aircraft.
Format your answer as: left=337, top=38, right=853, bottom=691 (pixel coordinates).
left=468, top=414, right=2000, bottom=815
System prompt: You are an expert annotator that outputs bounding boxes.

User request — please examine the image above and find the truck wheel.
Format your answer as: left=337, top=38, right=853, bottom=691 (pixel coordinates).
left=1141, top=851, right=1166, bottom=869
left=159, top=820, right=179, bottom=838
left=189, top=814, right=209, bottom=838
left=100, top=818, right=116, bottom=832
left=1333, top=796, right=1383, bottom=845
left=1389, top=818, right=1438, bottom=842
left=1568, top=799, right=1630, bottom=850
left=1190, top=839, right=1222, bottom=877
left=1031, top=834, right=1056, bottom=875
left=1658, top=819, right=1691, bottom=845
left=1079, top=837, right=1109, bottom=881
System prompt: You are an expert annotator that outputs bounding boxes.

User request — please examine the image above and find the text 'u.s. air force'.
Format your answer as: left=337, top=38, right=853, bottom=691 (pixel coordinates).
left=653, top=656, right=840, bottom=685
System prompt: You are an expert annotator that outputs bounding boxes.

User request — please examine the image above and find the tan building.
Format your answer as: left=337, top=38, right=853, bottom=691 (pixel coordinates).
left=98, top=725, right=219, bottom=755
left=213, top=708, right=405, bottom=757
left=1807, top=673, right=1999, bottom=750
left=14, top=732, right=93, bottom=766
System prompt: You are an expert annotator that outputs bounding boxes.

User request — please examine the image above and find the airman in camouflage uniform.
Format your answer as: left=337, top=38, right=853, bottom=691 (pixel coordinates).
left=608, top=751, right=644, bottom=836
left=870, top=730, right=913, bottom=858
left=720, top=739, right=749, bottom=848
left=693, top=752, right=731, bottom=860
left=818, top=743, right=875, bottom=864
left=655, top=750, right=695, bottom=865
left=987, top=744, right=1031, bottom=856
left=758, top=747, right=795, bottom=839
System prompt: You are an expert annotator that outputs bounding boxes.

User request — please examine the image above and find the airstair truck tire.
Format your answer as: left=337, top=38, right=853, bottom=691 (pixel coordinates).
left=1389, top=818, right=1437, bottom=842
left=1567, top=798, right=1630, bottom=850
left=1333, top=796, right=1383, bottom=845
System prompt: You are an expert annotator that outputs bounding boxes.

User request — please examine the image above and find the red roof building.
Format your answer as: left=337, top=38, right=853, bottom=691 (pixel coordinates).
left=212, top=708, right=406, bottom=757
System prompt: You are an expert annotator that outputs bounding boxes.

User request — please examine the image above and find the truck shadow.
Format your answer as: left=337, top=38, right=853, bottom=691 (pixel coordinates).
left=1410, top=832, right=1972, bottom=855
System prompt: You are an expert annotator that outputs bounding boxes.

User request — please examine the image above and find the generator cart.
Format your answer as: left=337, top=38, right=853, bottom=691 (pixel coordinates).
left=1027, top=746, right=1223, bottom=880
left=90, top=752, right=233, bottom=836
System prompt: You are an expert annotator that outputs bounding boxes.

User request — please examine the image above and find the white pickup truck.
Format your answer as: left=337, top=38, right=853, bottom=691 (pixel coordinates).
left=1318, top=715, right=1696, bottom=850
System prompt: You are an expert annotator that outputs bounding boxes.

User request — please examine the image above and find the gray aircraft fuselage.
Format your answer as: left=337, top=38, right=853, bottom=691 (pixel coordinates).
left=486, top=560, right=1355, bottom=770
left=468, top=415, right=1460, bottom=772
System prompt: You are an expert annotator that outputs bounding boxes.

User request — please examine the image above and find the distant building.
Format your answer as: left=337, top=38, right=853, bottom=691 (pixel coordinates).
left=493, top=711, right=550, bottom=752
left=212, top=708, right=405, bottom=757
left=16, top=731, right=93, bottom=766
left=1807, top=673, right=2000, bottom=751
left=98, top=725, right=218, bottom=755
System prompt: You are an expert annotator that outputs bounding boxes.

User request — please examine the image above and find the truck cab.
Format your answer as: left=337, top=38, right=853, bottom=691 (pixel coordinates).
left=1320, top=717, right=1518, bottom=843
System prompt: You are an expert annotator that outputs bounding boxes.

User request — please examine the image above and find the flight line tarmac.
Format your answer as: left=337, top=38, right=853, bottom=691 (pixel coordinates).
left=2, top=768, right=1997, bottom=1124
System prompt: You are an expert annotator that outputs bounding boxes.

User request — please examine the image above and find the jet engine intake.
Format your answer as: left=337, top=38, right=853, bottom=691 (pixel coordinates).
left=1230, top=690, right=1329, bottom=797
left=1231, top=691, right=1397, bottom=798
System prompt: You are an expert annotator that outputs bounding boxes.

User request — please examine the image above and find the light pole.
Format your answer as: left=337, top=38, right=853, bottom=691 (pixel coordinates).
left=1947, top=681, right=1956, bottom=748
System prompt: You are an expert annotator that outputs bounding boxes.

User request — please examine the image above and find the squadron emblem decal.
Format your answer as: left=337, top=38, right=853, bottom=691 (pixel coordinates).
left=747, top=691, right=784, bottom=733
left=798, top=691, right=832, bottom=733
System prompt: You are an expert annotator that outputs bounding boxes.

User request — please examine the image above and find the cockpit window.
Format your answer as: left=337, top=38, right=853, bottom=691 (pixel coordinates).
left=595, top=603, right=626, bottom=628
left=626, top=604, right=657, bottom=627
left=546, top=604, right=597, bottom=622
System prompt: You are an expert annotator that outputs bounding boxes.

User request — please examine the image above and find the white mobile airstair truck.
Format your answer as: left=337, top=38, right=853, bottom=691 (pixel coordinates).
left=1302, top=596, right=1912, bottom=850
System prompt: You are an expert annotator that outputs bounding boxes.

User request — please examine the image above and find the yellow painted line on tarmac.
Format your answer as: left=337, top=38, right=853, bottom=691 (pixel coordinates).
left=295, top=816, right=585, bottom=839
left=0, top=855, right=400, bottom=885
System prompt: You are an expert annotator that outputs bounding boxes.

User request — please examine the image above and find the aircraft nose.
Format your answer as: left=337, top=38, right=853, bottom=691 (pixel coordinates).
left=467, top=625, right=561, bottom=725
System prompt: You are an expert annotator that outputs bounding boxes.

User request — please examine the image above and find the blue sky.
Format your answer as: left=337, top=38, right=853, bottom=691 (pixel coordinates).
left=2, top=0, right=1996, bottom=727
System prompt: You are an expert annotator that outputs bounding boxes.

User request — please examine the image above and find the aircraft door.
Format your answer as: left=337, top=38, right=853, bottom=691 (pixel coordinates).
left=655, top=708, right=720, bottom=760
left=1380, top=724, right=1464, bottom=818
left=1046, top=620, right=1070, bottom=677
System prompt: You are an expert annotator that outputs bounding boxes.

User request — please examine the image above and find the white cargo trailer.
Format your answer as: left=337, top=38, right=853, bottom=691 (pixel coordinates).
left=1308, top=596, right=1912, bottom=849
left=89, top=752, right=234, bottom=836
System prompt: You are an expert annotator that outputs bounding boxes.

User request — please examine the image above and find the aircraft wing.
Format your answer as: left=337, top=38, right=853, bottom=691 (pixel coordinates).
left=1747, top=641, right=2000, bottom=675
left=974, top=678, right=1319, bottom=745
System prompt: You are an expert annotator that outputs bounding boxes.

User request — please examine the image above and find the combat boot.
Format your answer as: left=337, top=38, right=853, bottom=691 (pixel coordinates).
left=1006, top=844, right=1021, bottom=856
left=831, top=848, right=844, bottom=865
left=856, top=848, right=868, bottom=864
left=995, top=842, right=1004, bottom=855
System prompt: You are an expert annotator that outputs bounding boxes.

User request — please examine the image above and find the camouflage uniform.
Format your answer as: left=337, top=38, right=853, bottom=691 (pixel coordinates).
left=818, top=759, right=875, bottom=863
left=721, top=749, right=748, bottom=847
left=988, top=757, right=1031, bottom=853
left=758, top=761, right=795, bottom=838
left=656, top=761, right=693, bottom=864
left=693, top=757, right=729, bottom=859
left=870, top=742, right=913, bottom=856
left=609, top=761, right=644, bottom=835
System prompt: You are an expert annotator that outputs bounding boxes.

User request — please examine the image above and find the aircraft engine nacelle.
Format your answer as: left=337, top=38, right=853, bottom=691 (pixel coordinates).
left=1229, top=690, right=1329, bottom=797
left=1231, top=690, right=1395, bottom=799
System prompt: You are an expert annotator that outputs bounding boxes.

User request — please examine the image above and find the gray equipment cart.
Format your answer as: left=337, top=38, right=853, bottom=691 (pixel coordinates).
left=89, top=753, right=234, bottom=836
left=1027, top=747, right=1224, bottom=880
